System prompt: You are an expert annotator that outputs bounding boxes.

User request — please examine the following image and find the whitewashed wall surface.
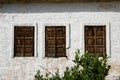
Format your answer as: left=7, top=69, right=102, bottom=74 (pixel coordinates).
left=0, top=1, right=120, bottom=80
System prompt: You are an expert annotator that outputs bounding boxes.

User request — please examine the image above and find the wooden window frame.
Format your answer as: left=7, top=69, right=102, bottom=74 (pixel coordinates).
left=45, top=26, right=66, bottom=58
left=84, top=26, right=106, bottom=57
left=14, top=26, right=35, bottom=57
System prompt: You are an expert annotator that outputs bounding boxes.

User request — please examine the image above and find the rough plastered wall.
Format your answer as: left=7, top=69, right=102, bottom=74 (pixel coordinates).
left=0, top=1, right=120, bottom=80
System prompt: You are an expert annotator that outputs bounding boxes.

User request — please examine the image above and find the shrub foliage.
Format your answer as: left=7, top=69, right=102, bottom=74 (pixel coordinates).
left=34, top=49, right=110, bottom=80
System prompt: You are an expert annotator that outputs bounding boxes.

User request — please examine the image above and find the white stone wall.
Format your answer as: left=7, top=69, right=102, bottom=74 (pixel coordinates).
left=0, top=2, right=120, bottom=80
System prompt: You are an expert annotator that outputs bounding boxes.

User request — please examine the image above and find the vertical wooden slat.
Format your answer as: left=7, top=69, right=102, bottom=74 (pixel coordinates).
left=94, top=26, right=97, bottom=55
left=54, top=27, right=56, bottom=57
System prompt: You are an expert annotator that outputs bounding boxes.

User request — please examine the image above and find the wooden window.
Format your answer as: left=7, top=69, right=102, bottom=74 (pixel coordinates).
left=14, top=26, right=34, bottom=57
left=45, top=26, right=66, bottom=57
left=85, top=26, right=106, bottom=57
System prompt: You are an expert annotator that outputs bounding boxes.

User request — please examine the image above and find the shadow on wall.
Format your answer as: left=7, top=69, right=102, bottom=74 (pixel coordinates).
left=0, top=1, right=120, bottom=13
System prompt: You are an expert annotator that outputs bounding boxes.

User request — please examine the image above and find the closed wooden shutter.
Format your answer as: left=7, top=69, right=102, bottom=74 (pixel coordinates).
left=45, top=27, right=56, bottom=57
left=85, top=26, right=106, bottom=57
left=45, top=26, right=66, bottom=57
left=14, top=26, right=34, bottom=57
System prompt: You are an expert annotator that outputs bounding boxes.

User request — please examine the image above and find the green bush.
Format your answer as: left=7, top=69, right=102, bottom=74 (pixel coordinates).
left=34, top=49, right=110, bottom=80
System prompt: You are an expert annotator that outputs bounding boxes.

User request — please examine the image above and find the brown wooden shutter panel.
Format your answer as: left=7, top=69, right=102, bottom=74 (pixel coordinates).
left=14, top=26, right=34, bottom=57
left=85, top=26, right=106, bottom=57
left=45, top=27, right=56, bottom=57
left=56, top=27, right=66, bottom=57
left=96, top=26, right=106, bottom=57
left=45, top=26, right=66, bottom=57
